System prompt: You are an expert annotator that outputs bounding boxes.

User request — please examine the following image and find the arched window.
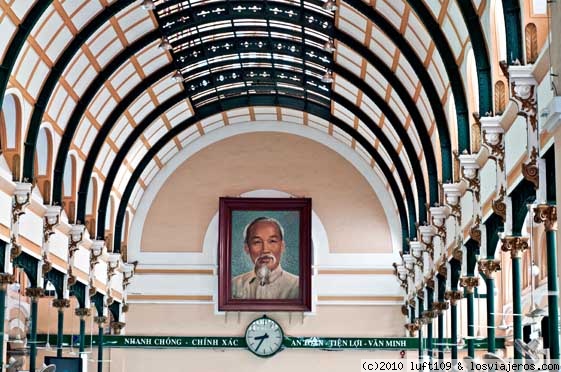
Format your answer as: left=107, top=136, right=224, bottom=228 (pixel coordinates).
left=35, top=127, right=53, bottom=203
left=62, top=154, right=77, bottom=222
left=525, top=23, right=538, bottom=64
left=86, top=178, right=97, bottom=236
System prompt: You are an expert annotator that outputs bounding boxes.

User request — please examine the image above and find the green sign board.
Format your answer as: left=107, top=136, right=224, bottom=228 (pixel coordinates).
left=36, top=335, right=504, bottom=350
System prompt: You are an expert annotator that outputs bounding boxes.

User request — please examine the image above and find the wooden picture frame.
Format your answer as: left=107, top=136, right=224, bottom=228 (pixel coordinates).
left=218, top=197, right=312, bottom=312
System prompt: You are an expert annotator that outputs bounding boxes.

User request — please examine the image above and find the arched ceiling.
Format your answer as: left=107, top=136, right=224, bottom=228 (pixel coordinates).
left=0, top=0, right=500, bottom=253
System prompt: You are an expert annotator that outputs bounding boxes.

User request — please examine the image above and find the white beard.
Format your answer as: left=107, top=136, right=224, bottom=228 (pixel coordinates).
left=256, top=264, right=271, bottom=286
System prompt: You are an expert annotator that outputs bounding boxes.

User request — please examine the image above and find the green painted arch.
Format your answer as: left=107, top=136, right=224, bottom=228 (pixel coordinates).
left=484, top=213, right=504, bottom=258
left=94, top=88, right=417, bottom=243
left=0, top=0, right=53, bottom=112
left=21, top=0, right=136, bottom=182
left=111, top=96, right=413, bottom=253
left=501, top=0, right=523, bottom=64
left=346, top=0, right=470, bottom=153
left=70, top=37, right=441, bottom=225
left=509, top=179, right=536, bottom=236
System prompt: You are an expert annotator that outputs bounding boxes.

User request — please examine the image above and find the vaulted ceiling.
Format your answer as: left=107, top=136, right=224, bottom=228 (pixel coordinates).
left=0, top=0, right=519, bottom=253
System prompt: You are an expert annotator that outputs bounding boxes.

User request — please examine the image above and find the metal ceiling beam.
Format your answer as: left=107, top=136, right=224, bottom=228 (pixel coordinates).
left=22, top=0, right=136, bottom=181
left=0, top=0, right=53, bottom=112
left=111, top=97, right=412, bottom=254
left=94, top=87, right=417, bottom=241
left=453, top=0, right=492, bottom=115
left=346, top=0, right=470, bottom=153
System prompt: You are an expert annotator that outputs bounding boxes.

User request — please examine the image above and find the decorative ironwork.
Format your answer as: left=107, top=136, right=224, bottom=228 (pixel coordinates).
left=478, top=259, right=501, bottom=279
left=469, top=215, right=482, bottom=244
left=25, top=287, right=45, bottom=299
left=482, top=130, right=505, bottom=171
left=111, top=321, right=126, bottom=335
left=94, top=316, right=108, bottom=325
left=511, top=83, right=537, bottom=131
left=521, top=146, right=539, bottom=189
left=533, top=204, right=557, bottom=232
left=75, top=307, right=92, bottom=317
left=500, top=236, right=529, bottom=259
left=0, top=273, right=14, bottom=289
left=459, top=276, right=480, bottom=293
left=492, top=186, right=507, bottom=222
left=444, top=290, right=463, bottom=305
left=432, top=301, right=449, bottom=313
left=404, top=322, right=420, bottom=337
left=52, top=298, right=71, bottom=309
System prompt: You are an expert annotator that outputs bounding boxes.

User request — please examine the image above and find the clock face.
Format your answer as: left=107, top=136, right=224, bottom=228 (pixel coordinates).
left=245, top=316, right=284, bottom=357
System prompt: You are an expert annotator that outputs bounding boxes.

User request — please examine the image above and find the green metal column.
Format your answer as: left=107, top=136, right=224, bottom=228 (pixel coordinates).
left=436, top=273, right=446, bottom=362
left=545, top=228, right=560, bottom=359
left=52, top=299, right=69, bottom=358
left=95, top=316, right=107, bottom=372
left=461, top=242, right=479, bottom=358
left=426, top=286, right=434, bottom=361
left=447, top=258, right=462, bottom=363
left=75, top=308, right=90, bottom=353
left=418, top=294, right=424, bottom=360
left=56, top=308, right=63, bottom=357
left=466, top=289, right=474, bottom=357
left=479, top=259, right=500, bottom=353
left=534, top=205, right=560, bottom=359
left=0, top=276, right=9, bottom=370
left=450, top=298, right=458, bottom=361
left=501, top=236, right=528, bottom=360
left=26, top=288, right=43, bottom=372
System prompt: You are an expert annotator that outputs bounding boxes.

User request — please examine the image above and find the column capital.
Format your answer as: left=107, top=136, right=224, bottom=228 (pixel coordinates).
left=432, top=301, right=450, bottom=314
left=404, top=322, right=420, bottom=337
left=444, top=290, right=463, bottom=305
left=534, top=204, right=557, bottom=232
left=500, top=236, right=529, bottom=259
left=478, top=259, right=501, bottom=278
left=52, top=298, right=71, bottom=309
left=25, top=287, right=44, bottom=299
left=111, top=321, right=126, bottom=335
left=422, top=310, right=438, bottom=323
left=459, top=276, right=480, bottom=293
left=94, top=316, right=107, bottom=325
left=75, top=308, right=92, bottom=317
left=0, top=273, right=15, bottom=289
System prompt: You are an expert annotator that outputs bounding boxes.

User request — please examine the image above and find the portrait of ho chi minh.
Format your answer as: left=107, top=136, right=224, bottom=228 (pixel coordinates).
left=232, top=217, right=299, bottom=300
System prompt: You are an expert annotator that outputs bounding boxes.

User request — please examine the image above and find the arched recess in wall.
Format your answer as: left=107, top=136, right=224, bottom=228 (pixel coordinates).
left=466, top=48, right=480, bottom=151
left=491, top=0, right=508, bottom=63
left=85, top=177, right=98, bottom=237
left=525, top=23, right=538, bottom=64
left=0, top=94, right=22, bottom=180
left=62, top=154, right=77, bottom=223
left=34, top=126, right=53, bottom=204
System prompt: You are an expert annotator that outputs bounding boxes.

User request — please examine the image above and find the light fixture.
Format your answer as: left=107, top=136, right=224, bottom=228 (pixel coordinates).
left=172, top=71, right=183, bottom=82
left=322, top=0, right=336, bottom=11
left=321, top=69, right=333, bottom=83
left=323, top=39, right=335, bottom=53
left=140, top=0, right=155, bottom=11
left=158, top=38, right=172, bottom=51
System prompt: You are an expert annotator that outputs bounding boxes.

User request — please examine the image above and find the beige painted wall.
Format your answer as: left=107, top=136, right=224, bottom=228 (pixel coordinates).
left=141, top=132, right=392, bottom=254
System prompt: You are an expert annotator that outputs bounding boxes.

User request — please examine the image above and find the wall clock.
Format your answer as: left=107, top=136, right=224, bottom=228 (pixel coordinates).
left=245, top=316, right=284, bottom=357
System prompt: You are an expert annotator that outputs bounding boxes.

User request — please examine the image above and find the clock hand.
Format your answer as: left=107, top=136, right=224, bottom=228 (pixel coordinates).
left=253, top=333, right=269, bottom=351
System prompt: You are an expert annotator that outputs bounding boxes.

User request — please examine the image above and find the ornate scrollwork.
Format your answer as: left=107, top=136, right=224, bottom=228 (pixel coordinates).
left=416, top=287, right=425, bottom=300
left=94, top=316, right=108, bottom=325
left=0, top=273, right=15, bottom=289
left=401, top=304, right=409, bottom=316
left=10, top=236, right=22, bottom=261
left=482, top=130, right=505, bottom=171
left=521, top=147, right=539, bottom=189
left=444, top=290, right=463, bottom=305
left=425, top=278, right=435, bottom=290
left=67, top=267, right=77, bottom=288
left=511, top=83, right=537, bottom=131
left=122, top=302, right=130, bottom=313
left=25, top=287, right=45, bottom=299
left=437, top=258, right=447, bottom=278
left=533, top=204, right=557, bottom=232
left=492, top=186, right=507, bottom=222
left=469, top=216, right=482, bottom=244
left=111, top=321, right=126, bottom=335
left=41, top=256, right=52, bottom=275
left=500, top=236, right=529, bottom=259
left=478, top=259, right=501, bottom=279
left=404, top=322, right=420, bottom=337
left=52, top=298, right=71, bottom=309
left=432, top=301, right=450, bottom=313
left=75, top=308, right=92, bottom=317
left=459, top=276, right=480, bottom=293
